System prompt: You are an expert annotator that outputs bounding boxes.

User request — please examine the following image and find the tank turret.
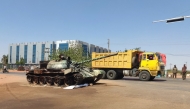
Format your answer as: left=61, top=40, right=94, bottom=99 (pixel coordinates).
left=26, top=52, right=118, bottom=87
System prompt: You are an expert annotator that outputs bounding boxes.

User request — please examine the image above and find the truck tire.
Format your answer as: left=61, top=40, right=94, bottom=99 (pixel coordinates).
left=107, top=70, right=118, bottom=80
left=139, top=71, right=150, bottom=81
left=101, top=70, right=107, bottom=79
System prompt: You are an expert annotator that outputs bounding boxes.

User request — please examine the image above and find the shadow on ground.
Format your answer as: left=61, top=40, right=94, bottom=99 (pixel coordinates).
left=119, top=77, right=167, bottom=82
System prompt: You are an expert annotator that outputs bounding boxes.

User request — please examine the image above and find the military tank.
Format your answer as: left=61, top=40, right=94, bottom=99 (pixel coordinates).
left=26, top=53, right=118, bottom=86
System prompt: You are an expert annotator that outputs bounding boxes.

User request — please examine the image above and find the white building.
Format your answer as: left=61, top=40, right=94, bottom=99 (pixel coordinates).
left=8, top=40, right=110, bottom=64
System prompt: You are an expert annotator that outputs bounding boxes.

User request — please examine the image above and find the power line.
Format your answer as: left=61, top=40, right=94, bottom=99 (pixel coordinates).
left=157, top=53, right=190, bottom=57
left=172, top=8, right=190, bottom=18
left=96, top=43, right=190, bottom=46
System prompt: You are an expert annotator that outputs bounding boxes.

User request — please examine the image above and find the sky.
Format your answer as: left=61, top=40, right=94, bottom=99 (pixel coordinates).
left=0, top=0, right=190, bottom=70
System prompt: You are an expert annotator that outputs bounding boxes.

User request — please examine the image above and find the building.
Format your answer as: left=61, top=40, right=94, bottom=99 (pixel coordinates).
left=8, top=40, right=110, bottom=64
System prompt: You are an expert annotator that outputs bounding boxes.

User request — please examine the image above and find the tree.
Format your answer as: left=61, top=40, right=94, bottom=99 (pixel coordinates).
left=19, top=57, right=25, bottom=65
left=1, top=55, right=8, bottom=65
left=49, top=43, right=92, bottom=67
left=134, top=47, right=141, bottom=50
left=16, top=57, right=25, bottom=65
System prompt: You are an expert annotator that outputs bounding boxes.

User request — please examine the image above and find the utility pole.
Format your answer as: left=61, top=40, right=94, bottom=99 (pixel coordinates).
left=108, top=39, right=110, bottom=53
left=37, top=51, right=38, bottom=64
left=170, top=63, right=172, bottom=72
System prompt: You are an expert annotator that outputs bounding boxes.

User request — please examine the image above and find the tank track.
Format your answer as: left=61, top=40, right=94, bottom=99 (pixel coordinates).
left=26, top=71, right=96, bottom=87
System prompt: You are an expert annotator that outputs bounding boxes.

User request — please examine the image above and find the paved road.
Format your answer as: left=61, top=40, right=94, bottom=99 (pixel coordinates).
left=0, top=72, right=190, bottom=109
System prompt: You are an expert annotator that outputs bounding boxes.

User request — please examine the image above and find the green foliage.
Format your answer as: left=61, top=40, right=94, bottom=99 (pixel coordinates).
left=124, top=49, right=128, bottom=52
left=1, top=55, right=8, bottom=65
left=134, top=47, right=141, bottom=50
left=16, top=57, right=25, bottom=65
left=49, top=44, right=92, bottom=67
left=19, top=57, right=25, bottom=64
left=16, top=61, right=20, bottom=65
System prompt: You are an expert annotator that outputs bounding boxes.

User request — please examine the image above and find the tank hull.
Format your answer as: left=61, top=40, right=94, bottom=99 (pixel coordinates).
left=26, top=68, right=103, bottom=86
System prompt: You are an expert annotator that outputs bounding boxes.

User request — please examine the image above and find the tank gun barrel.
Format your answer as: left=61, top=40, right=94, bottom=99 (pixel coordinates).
left=72, top=52, right=118, bottom=65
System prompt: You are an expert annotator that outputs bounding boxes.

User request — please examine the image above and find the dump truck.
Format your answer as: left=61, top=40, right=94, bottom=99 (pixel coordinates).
left=91, top=50, right=164, bottom=81
left=139, top=52, right=166, bottom=77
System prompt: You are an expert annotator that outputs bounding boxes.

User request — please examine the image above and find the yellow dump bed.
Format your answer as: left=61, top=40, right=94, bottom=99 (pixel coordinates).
left=91, top=50, right=143, bottom=69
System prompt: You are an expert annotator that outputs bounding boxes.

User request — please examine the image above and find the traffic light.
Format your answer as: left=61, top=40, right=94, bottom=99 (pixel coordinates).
left=166, top=17, right=184, bottom=23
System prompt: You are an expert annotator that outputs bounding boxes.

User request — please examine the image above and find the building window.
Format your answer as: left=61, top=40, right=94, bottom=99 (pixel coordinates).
left=94, top=47, right=96, bottom=52
left=24, top=45, right=28, bottom=63
left=59, top=43, right=68, bottom=51
left=32, top=45, right=36, bottom=63
left=82, top=44, right=88, bottom=56
left=16, top=45, right=19, bottom=62
left=10, top=46, right=12, bottom=63
left=50, top=43, right=56, bottom=55
left=90, top=47, right=92, bottom=54
left=41, top=44, right=45, bottom=61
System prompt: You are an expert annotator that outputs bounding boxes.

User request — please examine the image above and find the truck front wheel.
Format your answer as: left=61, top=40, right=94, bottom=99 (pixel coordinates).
left=139, top=71, right=150, bottom=81
left=107, top=70, right=118, bottom=80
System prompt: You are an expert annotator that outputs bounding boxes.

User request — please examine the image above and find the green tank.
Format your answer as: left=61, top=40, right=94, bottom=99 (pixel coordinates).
left=26, top=53, right=118, bottom=86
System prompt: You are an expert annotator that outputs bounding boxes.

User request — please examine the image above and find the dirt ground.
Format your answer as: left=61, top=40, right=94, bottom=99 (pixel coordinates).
left=0, top=70, right=26, bottom=85
left=1, top=71, right=190, bottom=109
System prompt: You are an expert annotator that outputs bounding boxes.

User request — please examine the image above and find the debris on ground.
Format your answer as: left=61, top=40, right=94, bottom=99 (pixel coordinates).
left=63, top=83, right=89, bottom=89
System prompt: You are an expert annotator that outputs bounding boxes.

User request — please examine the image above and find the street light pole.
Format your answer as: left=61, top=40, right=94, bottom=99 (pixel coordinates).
left=153, top=15, right=190, bottom=23
left=107, top=39, right=110, bottom=53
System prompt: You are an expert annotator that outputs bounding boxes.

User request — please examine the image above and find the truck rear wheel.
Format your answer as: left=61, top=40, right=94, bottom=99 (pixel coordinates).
left=107, top=70, right=118, bottom=80
left=139, top=71, right=150, bottom=81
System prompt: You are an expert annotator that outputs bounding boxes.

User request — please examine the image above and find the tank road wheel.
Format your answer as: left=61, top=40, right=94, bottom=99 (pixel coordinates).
left=39, top=77, right=46, bottom=85
left=46, top=77, right=54, bottom=86
left=74, top=73, right=83, bottom=85
left=54, top=76, right=64, bottom=86
left=64, top=76, right=76, bottom=86
left=26, top=75, right=33, bottom=84
left=139, top=71, right=150, bottom=81
left=107, top=70, right=118, bottom=80
left=34, top=76, right=39, bottom=84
